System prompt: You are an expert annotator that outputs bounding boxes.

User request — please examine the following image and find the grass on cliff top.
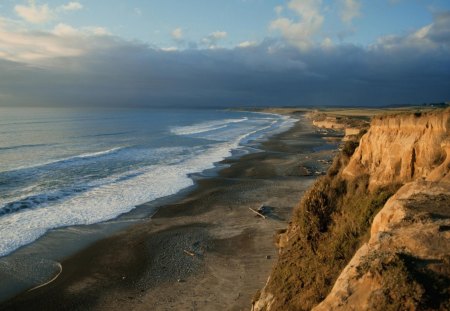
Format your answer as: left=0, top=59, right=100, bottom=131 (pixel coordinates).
left=356, top=251, right=450, bottom=311
left=257, top=139, right=400, bottom=311
left=355, top=193, right=450, bottom=311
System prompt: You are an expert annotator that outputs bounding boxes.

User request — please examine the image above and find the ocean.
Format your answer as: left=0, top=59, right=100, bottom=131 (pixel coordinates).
left=0, top=107, right=294, bottom=258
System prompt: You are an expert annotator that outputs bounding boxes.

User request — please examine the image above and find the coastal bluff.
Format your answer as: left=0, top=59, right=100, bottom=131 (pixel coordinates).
left=343, top=110, right=450, bottom=189
left=253, top=108, right=450, bottom=310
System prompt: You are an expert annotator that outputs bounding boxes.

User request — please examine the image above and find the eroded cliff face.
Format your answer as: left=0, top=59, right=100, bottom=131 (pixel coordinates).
left=313, top=181, right=450, bottom=310
left=313, top=110, right=450, bottom=310
left=253, top=108, right=450, bottom=311
left=343, top=109, right=450, bottom=189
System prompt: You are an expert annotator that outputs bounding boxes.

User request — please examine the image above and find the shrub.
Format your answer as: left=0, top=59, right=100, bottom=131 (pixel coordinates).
left=266, top=150, right=400, bottom=310
left=342, top=140, right=359, bottom=157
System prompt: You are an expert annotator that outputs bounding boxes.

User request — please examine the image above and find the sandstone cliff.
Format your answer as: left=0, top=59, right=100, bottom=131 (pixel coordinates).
left=343, top=110, right=450, bottom=189
left=313, top=181, right=450, bottom=310
left=253, top=108, right=450, bottom=311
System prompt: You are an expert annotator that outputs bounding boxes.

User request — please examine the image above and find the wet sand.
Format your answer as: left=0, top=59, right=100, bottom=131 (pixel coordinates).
left=1, top=114, right=338, bottom=311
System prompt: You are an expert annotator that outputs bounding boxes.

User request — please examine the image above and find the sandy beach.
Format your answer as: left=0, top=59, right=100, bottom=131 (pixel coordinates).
left=1, top=113, right=338, bottom=311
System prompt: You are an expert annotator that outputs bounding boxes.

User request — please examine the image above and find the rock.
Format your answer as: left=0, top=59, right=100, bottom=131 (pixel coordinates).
left=312, top=118, right=346, bottom=130
left=254, top=108, right=450, bottom=311
left=344, top=127, right=360, bottom=136
left=315, top=109, right=450, bottom=310
left=313, top=181, right=450, bottom=311
left=343, top=108, right=450, bottom=190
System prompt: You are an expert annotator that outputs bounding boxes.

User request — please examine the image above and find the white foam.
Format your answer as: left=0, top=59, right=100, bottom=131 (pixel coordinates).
left=0, top=113, right=296, bottom=257
left=267, top=115, right=296, bottom=135
left=71, top=147, right=124, bottom=160
left=0, top=140, right=244, bottom=257
left=0, top=146, right=187, bottom=212
left=2, top=146, right=126, bottom=173
left=170, top=117, right=248, bottom=136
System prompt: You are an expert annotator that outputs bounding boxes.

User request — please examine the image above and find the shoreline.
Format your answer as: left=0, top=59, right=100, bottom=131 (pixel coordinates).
left=1, top=113, right=339, bottom=310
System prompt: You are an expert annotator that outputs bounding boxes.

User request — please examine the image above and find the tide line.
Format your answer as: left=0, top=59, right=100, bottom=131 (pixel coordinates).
left=27, top=262, right=63, bottom=292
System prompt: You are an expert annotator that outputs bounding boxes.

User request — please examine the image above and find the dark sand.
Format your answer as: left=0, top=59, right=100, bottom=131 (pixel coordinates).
left=1, top=114, right=338, bottom=311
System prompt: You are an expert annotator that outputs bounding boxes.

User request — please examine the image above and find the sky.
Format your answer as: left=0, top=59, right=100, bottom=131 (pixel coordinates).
left=0, top=0, right=449, bottom=108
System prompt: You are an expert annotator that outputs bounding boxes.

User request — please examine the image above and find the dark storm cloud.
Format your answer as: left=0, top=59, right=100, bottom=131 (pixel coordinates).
left=1, top=12, right=449, bottom=108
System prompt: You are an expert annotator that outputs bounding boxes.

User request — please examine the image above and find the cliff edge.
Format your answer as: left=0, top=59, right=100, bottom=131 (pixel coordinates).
left=253, top=108, right=450, bottom=310
left=343, top=110, right=450, bottom=189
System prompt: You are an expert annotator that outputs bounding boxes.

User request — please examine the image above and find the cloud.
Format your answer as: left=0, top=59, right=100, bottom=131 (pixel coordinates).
left=372, top=11, right=450, bottom=51
left=201, top=31, right=228, bottom=48
left=321, top=37, right=333, bottom=48
left=84, top=26, right=109, bottom=36
left=340, top=0, right=361, bottom=24
left=14, top=0, right=53, bottom=24
left=134, top=8, right=142, bottom=16
left=210, top=31, right=227, bottom=40
left=161, top=47, right=178, bottom=52
left=14, top=1, right=83, bottom=24
left=274, top=6, right=283, bottom=15
left=60, top=2, right=83, bottom=12
left=237, top=41, right=257, bottom=48
left=52, top=22, right=79, bottom=36
left=0, top=11, right=449, bottom=109
left=0, top=19, right=112, bottom=64
left=428, top=11, right=450, bottom=44
left=171, top=27, right=183, bottom=41
left=270, top=0, right=324, bottom=51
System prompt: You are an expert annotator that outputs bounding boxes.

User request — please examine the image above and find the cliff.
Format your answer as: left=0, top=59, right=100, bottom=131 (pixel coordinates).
left=253, top=108, right=450, bottom=310
left=343, top=110, right=450, bottom=189
left=308, top=112, right=369, bottom=142
left=313, top=181, right=450, bottom=310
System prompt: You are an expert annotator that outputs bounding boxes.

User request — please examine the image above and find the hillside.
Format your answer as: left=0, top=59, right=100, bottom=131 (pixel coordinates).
left=253, top=108, right=450, bottom=310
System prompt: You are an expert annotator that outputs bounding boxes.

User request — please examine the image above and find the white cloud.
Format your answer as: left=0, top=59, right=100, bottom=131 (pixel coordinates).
left=134, top=8, right=142, bottom=16
left=274, top=5, right=283, bottom=15
left=14, top=1, right=83, bottom=24
left=340, top=0, right=361, bottom=24
left=0, top=19, right=112, bottom=65
left=237, top=40, right=257, bottom=48
left=270, top=0, right=324, bottom=51
left=53, top=23, right=109, bottom=37
left=14, top=0, right=53, bottom=24
left=52, top=23, right=79, bottom=36
left=201, top=31, right=228, bottom=48
left=210, top=31, right=227, bottom=40
left=321, top=37, right=333, bottom=48
left=0, top=29, right=83, bottom=63
left=413, top=24, right=432, bottom=40
left=85, top=26, right=109, bottom=36
left=371, top=12, right=450, bottom=52
left=161, top=47, right=178, bottom=52
left=60, top=2, right=83, bottom=12
left=171, top=27, right=183, bottom=41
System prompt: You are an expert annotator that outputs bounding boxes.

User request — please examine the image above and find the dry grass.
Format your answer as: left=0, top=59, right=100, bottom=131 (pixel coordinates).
left=357, top=252, right=450, bottom=311
left=261, top=143, right=400, bottom=310
left=252, top=106, right=448, bottom=310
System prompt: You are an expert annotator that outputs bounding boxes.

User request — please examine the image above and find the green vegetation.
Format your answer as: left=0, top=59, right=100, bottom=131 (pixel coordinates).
left=260, top=143, right=400, bottom=311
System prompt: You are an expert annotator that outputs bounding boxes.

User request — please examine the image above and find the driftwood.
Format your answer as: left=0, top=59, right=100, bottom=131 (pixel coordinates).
left=183, top=249, right=196, bottom=257
left=249, top=207, right=266, bottom=219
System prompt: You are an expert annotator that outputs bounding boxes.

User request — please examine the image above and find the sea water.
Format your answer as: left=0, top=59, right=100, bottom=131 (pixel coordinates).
left=0, top=107, right=294, bottom=258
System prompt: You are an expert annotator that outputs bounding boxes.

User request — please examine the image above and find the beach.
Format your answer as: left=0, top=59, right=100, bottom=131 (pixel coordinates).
left=1, top=113, right=338, bottom=311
